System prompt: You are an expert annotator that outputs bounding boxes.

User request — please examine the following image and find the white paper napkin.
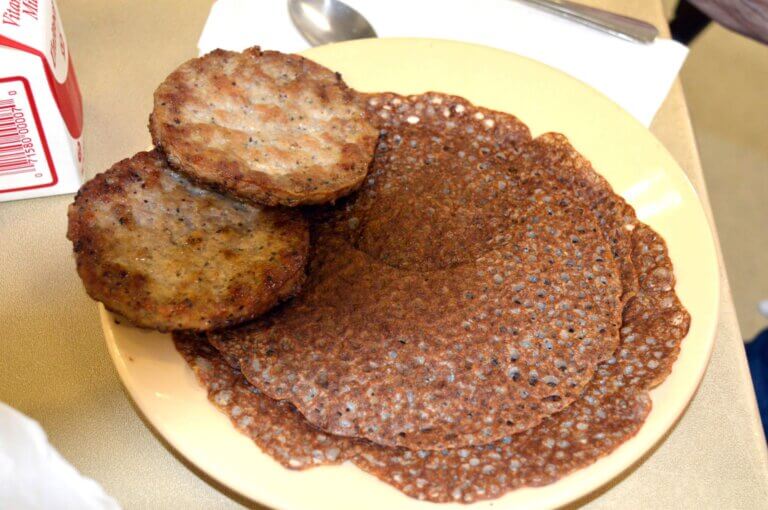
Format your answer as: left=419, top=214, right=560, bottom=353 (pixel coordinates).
left=0, top=402, right=120, bottom=510
left=198, top=0, right=688, bottom=127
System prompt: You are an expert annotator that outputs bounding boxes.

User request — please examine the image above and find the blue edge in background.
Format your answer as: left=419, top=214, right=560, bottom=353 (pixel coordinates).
left=746, top=328, right=768, bottom=440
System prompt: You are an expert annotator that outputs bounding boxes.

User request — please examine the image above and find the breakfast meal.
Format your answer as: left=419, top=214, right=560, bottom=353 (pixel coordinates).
left=68, top=46, right=690, bottom=503
left=208, top=93, right=626, bottom=452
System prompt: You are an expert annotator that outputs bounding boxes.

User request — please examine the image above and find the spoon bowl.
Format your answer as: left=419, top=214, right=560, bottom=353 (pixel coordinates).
left=288, top=0, right=377, bottom=47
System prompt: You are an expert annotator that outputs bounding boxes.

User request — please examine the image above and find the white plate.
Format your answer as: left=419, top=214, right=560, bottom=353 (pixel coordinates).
left=102, top=39, right=719, bottom=509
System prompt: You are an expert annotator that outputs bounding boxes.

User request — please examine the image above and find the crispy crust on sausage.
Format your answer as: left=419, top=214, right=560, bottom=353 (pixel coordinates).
left=67, top=150, right=309, bottom=331
left=150, top=47, right=378, bottom=206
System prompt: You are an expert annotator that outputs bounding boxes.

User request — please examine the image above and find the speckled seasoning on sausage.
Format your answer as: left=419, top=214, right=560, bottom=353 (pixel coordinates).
left=150, top=47, right=378, bottom=207
left=67, top=150, right=309, bottom=332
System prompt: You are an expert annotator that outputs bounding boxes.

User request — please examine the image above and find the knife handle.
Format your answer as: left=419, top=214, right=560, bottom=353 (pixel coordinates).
left=516, top=0, right=659, bottom=44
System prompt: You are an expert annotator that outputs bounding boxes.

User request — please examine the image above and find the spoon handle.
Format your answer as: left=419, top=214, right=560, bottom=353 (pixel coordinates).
left=516, top=0, right=659, bottom=44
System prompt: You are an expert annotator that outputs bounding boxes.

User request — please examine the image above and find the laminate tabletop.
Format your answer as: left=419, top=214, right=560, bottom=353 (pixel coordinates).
left=2, top=1, right=766, bottom=508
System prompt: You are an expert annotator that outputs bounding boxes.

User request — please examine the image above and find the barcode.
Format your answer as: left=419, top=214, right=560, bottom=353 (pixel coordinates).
left=0, top=98, right=36, bottom=176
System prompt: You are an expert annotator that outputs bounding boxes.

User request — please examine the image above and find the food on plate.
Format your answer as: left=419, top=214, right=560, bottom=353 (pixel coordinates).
left=209, top=93, right=625, bottom=450
left=67, top=150, right=309, bottom=332
left=70, top=44, right=692, bottom=504
left=184, top=91, right=689, bottom=502
left=174, top=201, right=687, bottom=502
left=150, top=47, right=378, bottom=207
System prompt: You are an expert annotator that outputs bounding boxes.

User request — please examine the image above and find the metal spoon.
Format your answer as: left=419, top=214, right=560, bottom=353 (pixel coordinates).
left=288, top=0, right=377, bottom=47
left=288, top=0, right=657, bottom=47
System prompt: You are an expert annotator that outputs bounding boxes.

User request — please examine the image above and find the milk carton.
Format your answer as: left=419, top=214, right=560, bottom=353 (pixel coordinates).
left=0, top=0, right=83, bottom=201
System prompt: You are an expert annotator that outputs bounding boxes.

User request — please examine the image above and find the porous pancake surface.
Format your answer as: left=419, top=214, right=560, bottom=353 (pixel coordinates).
left=174, top=184, right=689, bottom=501
left=211, top=93, right=624, bottom=450
left=174, top=94, right=690, bottom=503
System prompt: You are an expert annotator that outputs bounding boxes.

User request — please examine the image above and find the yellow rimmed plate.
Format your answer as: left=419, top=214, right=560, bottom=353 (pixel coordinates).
left=102, top=38, right=719, bottom=510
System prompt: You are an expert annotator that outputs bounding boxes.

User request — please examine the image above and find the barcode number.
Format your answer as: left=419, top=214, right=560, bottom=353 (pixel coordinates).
left=0, top=95, right=40, bottom=177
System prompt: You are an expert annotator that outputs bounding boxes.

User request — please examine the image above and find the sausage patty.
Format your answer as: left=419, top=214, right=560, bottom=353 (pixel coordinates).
left=67, top=150, right=309, bottom=332
left=150, top=47, right=378, bottom=206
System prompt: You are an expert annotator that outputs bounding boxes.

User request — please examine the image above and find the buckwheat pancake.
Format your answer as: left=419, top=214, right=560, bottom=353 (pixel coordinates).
left=177, top=333, right=646, bottom=502
left=67, top=150, right=309, bottom=332
left=150, top=47, right=378, bottom=206
left=175, top=332, right=360, bottom=469
left=209, top=93, right=624, bottom=450
left=174, top=213, right=688, bottom=500
left=511, top=132, right=641, bottom=303
left=175, top=91, right=691, bottom=503
left=174, top=176, right=689, bottom=502
left=510, top=134, right=690, bottom=387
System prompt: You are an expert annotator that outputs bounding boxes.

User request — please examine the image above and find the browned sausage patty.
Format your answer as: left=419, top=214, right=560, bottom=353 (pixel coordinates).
left=67, top=150, right=309, bottom=332
left=150, top=47, right=378, bottom=206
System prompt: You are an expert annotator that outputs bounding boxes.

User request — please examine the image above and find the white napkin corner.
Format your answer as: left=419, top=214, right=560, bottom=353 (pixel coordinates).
left=198, top=0, right=688, bottom=127
left=0, top=403, right=120, bottom=510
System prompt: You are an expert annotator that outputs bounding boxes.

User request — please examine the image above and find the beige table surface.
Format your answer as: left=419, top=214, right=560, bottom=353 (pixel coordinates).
left=2, top=1, right=767, bottom=508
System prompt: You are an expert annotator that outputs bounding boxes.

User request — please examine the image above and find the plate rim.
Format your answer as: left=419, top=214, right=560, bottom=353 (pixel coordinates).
left=101, top=37, right=720, bottom=509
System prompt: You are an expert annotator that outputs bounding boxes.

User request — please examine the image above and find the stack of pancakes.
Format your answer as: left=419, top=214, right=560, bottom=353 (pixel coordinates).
left=68, top=47, right=690, bottom=503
